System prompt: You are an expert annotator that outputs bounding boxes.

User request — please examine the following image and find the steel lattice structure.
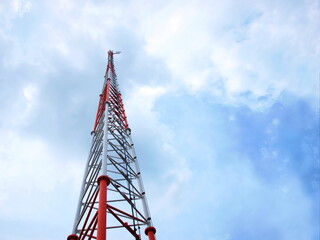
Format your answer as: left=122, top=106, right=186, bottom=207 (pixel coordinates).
left=67, top=51, right=156, bottom=240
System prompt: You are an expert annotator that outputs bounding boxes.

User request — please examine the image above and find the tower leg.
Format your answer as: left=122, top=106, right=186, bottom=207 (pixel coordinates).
left=145, top=226, right=156, bottom=240
left=97, top=175, right=111, bottom=240
left=67, top=234, right=79, bottom=240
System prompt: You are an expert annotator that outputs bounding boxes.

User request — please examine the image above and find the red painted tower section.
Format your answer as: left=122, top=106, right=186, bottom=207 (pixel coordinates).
left=67, top=51, right=156, bottom=240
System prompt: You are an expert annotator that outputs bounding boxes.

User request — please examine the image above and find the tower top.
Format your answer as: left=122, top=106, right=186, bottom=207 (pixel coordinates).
left=107, top=50, right=121, bottom=55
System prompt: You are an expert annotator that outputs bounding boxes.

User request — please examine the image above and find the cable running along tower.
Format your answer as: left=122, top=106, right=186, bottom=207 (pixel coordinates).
left=67, top=51, right=156, bottom=240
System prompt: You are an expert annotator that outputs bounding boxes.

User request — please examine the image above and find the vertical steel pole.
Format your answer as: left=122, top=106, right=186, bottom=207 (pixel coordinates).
left=72, top=135, right=95, bottom=234
left=101, top=101, right=109, bottom=175
left=97, top=78, right=110, bottom=240
left=145, top=226, right=156, bottom=240
left=129, top=134, right=152, bottom=226
left=67, top=234, right=79, bottom=240
left=97, top=175, right=110, bottom=240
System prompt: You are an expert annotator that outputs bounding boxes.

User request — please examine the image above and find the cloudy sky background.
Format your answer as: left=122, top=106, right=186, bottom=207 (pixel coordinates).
left=0, top=0, right=319, bottom=240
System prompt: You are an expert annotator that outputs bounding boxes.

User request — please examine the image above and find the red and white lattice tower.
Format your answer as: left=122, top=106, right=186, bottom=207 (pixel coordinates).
left=67, top=51, right=156, bottom=240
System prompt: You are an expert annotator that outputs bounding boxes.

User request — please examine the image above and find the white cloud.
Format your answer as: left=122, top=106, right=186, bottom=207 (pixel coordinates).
left=23, top=85, right=37, bottom=101
left=0, top=130, right=82, bottom=221
left=0, top=81, right=82, bottom=225
left=0, top=0, right=31, bottom=28
left=12, top=0, right=32, bottom=16
left=21, top=84, right=38, bottom=119
left=2, top=0, right=317, bottom=111
left=138, top=0, right=319, bottom=109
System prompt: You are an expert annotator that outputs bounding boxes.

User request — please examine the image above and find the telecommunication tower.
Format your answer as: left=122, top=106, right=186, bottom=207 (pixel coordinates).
left=67, top=51, right=156, bottom=240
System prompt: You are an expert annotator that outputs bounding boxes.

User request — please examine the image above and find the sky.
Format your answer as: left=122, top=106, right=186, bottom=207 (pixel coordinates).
left=0, top=0, right=319, bottom=240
